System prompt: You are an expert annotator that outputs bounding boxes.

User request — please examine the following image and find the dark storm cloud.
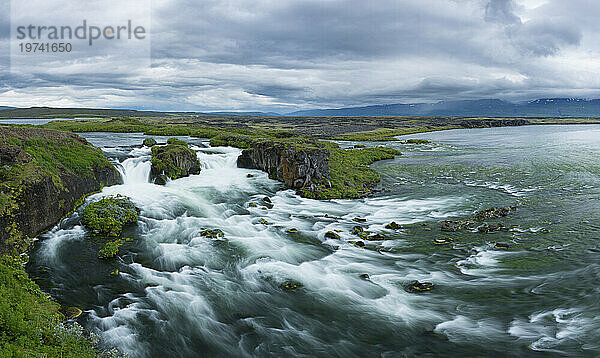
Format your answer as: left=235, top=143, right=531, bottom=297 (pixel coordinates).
left=0, top=0, right=597, bottom=111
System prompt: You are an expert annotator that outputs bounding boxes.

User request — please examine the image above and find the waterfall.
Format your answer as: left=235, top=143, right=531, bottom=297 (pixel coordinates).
left=118, top=157, right=152, bottom=185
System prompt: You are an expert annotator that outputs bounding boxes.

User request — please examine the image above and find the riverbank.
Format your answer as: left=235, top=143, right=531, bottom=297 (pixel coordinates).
left=0, top=126, right=124, bottom=356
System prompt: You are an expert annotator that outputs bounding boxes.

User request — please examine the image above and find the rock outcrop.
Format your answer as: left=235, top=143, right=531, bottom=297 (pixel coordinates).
left=0, top=126, right=120, bottom=254
left=237, top=140, right=331, bottom=192
left=150, top=138, right=201, bottom=185
left=456, top=119, right=529, bottom=128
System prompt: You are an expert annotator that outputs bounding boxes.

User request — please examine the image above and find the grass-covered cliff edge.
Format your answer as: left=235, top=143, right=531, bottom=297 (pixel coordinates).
left=0, top=126, right=121, bottom=254
left=0, top=126, right=123, bottom=357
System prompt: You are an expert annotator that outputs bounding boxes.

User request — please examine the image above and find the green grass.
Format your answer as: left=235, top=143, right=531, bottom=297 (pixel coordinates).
left=0, top=134, right=117, bottom=254
left=82, top=196, right=138, bottom=238
left=302, top=147, right=401, bottom=199
left=333, top=125, right=461, bottom=141
left=0, top=255, right=101, bottom=357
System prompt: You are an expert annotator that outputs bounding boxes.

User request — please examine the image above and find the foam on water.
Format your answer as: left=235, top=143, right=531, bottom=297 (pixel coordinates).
left=28, top=127, right=600, bottom=357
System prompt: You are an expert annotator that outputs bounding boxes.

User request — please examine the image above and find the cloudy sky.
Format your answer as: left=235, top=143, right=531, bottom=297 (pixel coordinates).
left=0, top=0, right=599, bottom=113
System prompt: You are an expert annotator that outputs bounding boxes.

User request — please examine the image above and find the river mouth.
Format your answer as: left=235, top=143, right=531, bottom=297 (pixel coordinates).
left=27, top=125, right=600, bottom=357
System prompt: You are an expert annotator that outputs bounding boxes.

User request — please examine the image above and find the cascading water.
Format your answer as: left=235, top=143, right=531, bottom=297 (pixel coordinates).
left=27, top=127, right=600, bottom=357
left=116, top=147, right=152, bottom=185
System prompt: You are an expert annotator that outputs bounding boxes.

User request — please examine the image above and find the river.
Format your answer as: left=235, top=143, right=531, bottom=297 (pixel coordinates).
left=27, top=125, right=600, bottom=357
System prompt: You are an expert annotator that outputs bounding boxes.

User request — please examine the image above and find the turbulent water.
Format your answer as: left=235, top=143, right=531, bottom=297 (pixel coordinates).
left=27, top=125, right=600, bottom=357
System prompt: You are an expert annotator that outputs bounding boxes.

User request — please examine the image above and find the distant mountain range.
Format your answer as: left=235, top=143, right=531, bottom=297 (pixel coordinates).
left=286, top=98, right=600, bottom=117
left=3, top=98, right=600, bottom=118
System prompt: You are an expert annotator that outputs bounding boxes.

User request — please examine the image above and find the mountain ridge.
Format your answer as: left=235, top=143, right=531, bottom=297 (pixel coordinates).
left=286, top=98, right=600, bottom=117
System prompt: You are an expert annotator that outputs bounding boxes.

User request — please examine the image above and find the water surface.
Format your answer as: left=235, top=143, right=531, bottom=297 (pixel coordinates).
left=28, top=125, right=600, bottom=357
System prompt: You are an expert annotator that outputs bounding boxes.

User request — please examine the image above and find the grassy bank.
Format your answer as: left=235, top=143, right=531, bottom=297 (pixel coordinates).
left=302, top=146, right=401, bottom=199
left=0, top=255, right=107, bottom=357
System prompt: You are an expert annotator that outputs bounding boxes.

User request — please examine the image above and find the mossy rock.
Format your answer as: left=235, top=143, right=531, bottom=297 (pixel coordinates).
left=475, top=206, right=516, bottom=220
left=143, top=137, right=157, bottom=147
left=324, top=231, right=340, bottom=240
left=385, top=222, right=402, bottom=230
left=200, top=229, right=225, bottom=239
left=98, top=238, right=125, bottom=259
left=150, top=139, right=201, bottom=185
left=82, top=195, right=139, bottom=237
left=258, top=218, right=271, bottom=225
left=286, top=228, right=299, bottom=234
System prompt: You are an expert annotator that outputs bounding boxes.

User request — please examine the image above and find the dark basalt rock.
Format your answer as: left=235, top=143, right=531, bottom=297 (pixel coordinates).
left=477, top=223, right=508, bottom=233
left=475, top=206, right=516, bottom=220
left=366, top=233, right=386, bottom=241
left=385, top=222, right=402, bottom=230
left=237, top=140, right=331, bottom=193
left=150, top=138, right=201, bottom=185
left=407, top=280, right=435, bottom=293
left=0, top=127, right=121, bottom=254
left=441, top=220, right=475, bottom=232
left=200, top=229, right=225, bottom=239
left=324, top=231, right=340, bottom=240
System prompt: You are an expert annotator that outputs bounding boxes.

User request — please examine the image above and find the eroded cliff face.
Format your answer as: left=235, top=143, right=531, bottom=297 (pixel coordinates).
left=237, top=140, right=331, bottom=192
left=0, top=126, right=120, bottom=254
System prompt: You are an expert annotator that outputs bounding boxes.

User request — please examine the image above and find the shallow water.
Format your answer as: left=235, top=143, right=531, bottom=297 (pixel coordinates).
left=0, top=118, right=84, bottom=125
left=27, top=125, right=600, bottom=357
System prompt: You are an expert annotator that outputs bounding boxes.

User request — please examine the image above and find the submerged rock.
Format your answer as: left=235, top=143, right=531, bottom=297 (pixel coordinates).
left=324, top=231, right=340, bottom=240
left=200, top=229, right=225, bottom=239
left=366, top=233, right=386, bottom=241
left=385, top=222, right=402, bottom=230
left=281, top=280, right=303, bottom=291
left=477, top=223, right=508, bottom=233
left=475, top=206, right=516, bottom=220
left=246, top=173, right=254, bottom=178
left=352, top=240, right=366, bottom=248
left=353, top=217, right=367, bottom=223
left=407, top=280, right=435, bottom=293
left=98, top=238, right=125, bottom=259
left=150, top=138, right=201, bottom=185
left=258, top=218, right=271, bottom=225
left=441, top=220, right=475, bottom=232
left=248, top=202, right=258, bottom=208
left=82, top=195, right=139, bottom=237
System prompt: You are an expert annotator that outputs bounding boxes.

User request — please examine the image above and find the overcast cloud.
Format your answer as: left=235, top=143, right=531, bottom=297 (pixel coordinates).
left=0, top=0, right=599, bottom=112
